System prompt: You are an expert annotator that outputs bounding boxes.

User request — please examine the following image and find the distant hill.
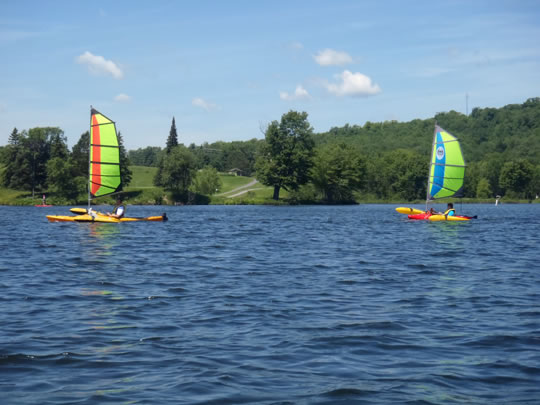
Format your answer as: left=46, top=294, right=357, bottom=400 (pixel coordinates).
left=315, top=97, right=540, bottom=163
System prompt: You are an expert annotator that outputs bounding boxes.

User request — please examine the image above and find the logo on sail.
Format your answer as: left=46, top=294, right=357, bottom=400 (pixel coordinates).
left=436, top=146, right=445, bottom=160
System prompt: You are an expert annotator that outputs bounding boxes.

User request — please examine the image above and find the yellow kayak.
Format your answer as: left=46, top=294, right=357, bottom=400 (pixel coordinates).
left=47, top=208, right=167, bottom=223
left=428, top=214, right=475, bottom=221
left=395, top=207, right=425, bottom=215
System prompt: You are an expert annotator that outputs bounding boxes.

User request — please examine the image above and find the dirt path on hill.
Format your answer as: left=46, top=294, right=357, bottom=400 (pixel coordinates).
left=217, top=179, right=260, bottom=197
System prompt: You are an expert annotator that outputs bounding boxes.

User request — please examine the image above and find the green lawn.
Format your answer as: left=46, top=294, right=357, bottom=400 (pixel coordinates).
left=123, top=167, right=275, bottom=204
left=217, top=174, right=256, bottom=194
left=0, top=187, right=30, bottom=205
left=127, top=166, right=157, bottom=188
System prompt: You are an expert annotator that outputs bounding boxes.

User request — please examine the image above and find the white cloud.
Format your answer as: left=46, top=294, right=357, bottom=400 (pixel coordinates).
left=325, top=70, right=381, bottom=97
left=192, top=97, right=219, bottom=111
left=114, top=93, right=131, bottom=102
left=279, top=85, right=310, bottom=101
left=76, top=51, right=123, bottom=79
left=314, top=48, right=353, bottom=66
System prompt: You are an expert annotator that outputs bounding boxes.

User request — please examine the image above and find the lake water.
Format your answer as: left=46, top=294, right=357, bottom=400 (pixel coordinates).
left=1, top=204, right=539, bottom=404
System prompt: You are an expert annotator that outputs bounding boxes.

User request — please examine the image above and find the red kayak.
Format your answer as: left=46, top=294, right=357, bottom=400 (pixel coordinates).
left=408, top=212, right=432, bottom=220
left=35, top=204, right=53, bottom=207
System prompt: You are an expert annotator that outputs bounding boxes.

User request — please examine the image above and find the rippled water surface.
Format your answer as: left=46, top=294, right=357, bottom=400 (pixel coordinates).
left=1, top=204, right=539, bottom=404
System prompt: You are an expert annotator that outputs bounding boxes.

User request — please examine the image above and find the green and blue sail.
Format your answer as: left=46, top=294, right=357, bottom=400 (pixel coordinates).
left=427, top=125, right=465, bottom=201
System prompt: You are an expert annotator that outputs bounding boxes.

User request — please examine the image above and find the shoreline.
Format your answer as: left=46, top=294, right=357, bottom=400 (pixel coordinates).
left=2, top=199, right=539, bottom=207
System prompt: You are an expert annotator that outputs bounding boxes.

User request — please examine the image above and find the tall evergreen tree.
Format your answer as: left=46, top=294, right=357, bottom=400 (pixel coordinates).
left=166, top=117, right=179, bottom=153
left=117, top=131, right=132, bottom=187
left=155, top=117, right=179, bottom=186
left=8, top=128, right=20, bottom=145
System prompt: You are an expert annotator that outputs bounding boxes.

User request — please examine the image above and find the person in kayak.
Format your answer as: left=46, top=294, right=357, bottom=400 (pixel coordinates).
left=107, top=198, right=126, bottom=218
left=442, top=202, right=455, bottom=216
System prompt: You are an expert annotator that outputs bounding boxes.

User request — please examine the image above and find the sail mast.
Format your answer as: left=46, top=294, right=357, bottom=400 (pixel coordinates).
left=88, top=106, right=92, bottom=209
left=426, top=124, right=437, bottom=210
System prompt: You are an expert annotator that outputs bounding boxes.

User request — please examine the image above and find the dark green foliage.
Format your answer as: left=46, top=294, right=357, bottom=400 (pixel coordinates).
left=71, top=131, right=89, bottom=178
left=190, top=166, right=222, bottom=195
left=316, top=98, right=540, bottom=200
left=499, top=160, right=534, bottom=199
left=188, top=139, right=261, bottom=175
left=255, top=111, right=315, bottom=200
left=128, top=146, right=163, bottom=167
left=159, top=145, right=196, bottom=193
left=1, top=127, right=68, bottom=193
left=117, top=131, right=132, bottom=188
left=8, top=128, right=20, bottom=145
left=46, top=157, right=85, bottom=200
left=166, top=117, right=179, bottom=153
left=311, top=143, right=366, bottom=203
left=154, top=117, right=180, bottom=186
left=3, top=98, right=540, bottom=202
left=370, top=150, right=427, bottom=201
left=476, top=178, right=492, bottom=198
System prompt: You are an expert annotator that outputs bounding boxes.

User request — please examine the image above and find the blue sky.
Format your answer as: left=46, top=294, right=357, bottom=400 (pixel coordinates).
left=1, top=0, right=540, bottom=150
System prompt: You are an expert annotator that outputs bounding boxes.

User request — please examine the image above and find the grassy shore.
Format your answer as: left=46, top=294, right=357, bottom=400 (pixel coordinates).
left=0, top=165, right=538, bottom=206
left=0, top=166, right=285, bottom=205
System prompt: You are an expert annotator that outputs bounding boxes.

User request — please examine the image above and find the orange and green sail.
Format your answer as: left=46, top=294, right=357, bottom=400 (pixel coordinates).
left=89, top=108, right=121, bottom=199
left=427, top=125, right=466, bottom=201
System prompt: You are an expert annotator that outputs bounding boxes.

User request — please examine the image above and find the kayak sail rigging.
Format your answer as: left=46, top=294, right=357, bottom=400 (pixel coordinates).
left=46, top=107, right=168, bottom=223
left=396, top=124, right=475, bottom=221
left=426, top=125, right=466, bottom=204
left=89, top=108, right=121, bottom=206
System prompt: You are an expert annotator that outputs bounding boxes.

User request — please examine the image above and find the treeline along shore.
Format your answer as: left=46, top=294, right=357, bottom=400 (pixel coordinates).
left=1, top=98, right=539, bottom=206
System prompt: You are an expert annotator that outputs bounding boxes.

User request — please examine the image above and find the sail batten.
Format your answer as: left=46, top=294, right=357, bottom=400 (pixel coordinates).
left=427, top=125, right=466, bottom=201
left=89, top=108, right=121, bottom=200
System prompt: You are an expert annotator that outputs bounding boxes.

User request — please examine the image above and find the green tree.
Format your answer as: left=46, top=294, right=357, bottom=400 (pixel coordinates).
left=531, top=165, right=540, bottom=199
left=160, top=145, right=196, bottom=193
left=128, top=146, right=163, bottom=166
left=71, top=131, right=89, bottom=178
left=155, top=117, right=179, bottom=186
left=26, top=128, right=54, bottom=193
left=2, top=127, right=67, bottom=193
left=190, top=166, right=222, bottom=195
left=371, top=150, right=426, bottom=200
left=48, top=129, right=69, bottom=160
left=476, top=177, right=492, bottom=198
left=499, top=160, right=534, bottom=198
left=166, top=117, right=179, bottom=153
left=255, top=111, right=315, bottom=200
left=117, top=131, right=132, bottom=187
left=1, top=133, right=30, bottom=189
left=311, top=143, right=366, bottom=202
left=46, top=157, right=85, bottom=200
left=8, top=127, right=20, bottom=145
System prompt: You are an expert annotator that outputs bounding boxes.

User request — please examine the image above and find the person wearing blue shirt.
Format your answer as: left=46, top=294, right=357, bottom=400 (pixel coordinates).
left=443, top=202, right=455, bottom=216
